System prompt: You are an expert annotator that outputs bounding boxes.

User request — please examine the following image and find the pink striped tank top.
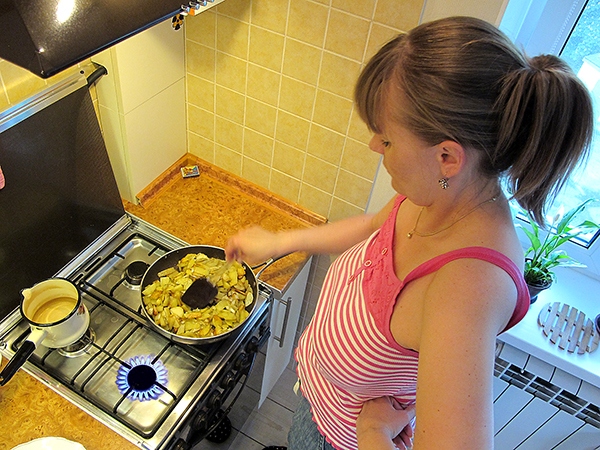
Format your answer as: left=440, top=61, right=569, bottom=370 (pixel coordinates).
left=294, top=195, right=530, bottom=450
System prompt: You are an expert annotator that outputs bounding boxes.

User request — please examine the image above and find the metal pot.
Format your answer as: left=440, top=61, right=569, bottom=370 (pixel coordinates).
left=0, top=278, right=89, bottom=386
left=140, top=245, right=283, bottom=345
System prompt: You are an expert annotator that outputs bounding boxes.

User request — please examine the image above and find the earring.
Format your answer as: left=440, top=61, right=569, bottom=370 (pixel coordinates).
left=438, top=177, right=449, bottom=190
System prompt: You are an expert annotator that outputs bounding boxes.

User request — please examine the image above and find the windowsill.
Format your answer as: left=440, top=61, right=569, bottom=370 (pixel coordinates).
left=499, top=266, right=600, bottom=388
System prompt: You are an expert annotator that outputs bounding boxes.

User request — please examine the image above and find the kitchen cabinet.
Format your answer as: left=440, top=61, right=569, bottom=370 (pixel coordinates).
left=92, top=19, right=186, bottom=203
left=260, top=257, right=312, bottom=406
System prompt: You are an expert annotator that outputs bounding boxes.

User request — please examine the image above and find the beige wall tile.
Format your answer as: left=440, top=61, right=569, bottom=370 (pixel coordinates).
left=275, top=110, right=310, bottom=150
left=334, top=169, right=372, bottom=207
left=242, top=157, right=271, bottom=189
left=187, top=41, right=216, bottom=82
left=247, top=63, right=280, bottom=106
left=307, top=124, right=344, bottom=165
left=331, top=0, right=376, bottom=19
left=215, top=116, right=244, bottom=152
left=244, top=128, right=274, bottom=165
left=270, top=169, right=301, bottom=202
left=215, top=52, right=247, bottom=93
left=329, top=196, right=364, bottom=221
left=313, top=89, right=353, bottom=134
left=217, top=0, right=252, bottom=22
left=273, top=140, right=305, bottom=178
left=183, top=0, right=428, bottom=221
left=216, top=85, right=245, bottom=124
left=251, top=0, right=289, bottom=34
left=0, top=60, right=46, bottom=105
left=188, top=131, right=216, bottom=163
left=186, top=10, right=216, bottom=47
left=347, top=107, right=372, bottom=143
left=325, top=10, right=370, bottom=61
left=187, top=75, right=214, bottom=111
left=188, top=104, right=215, bottom=139
left=245, top=97, right=277, bottom=137
left=341, top=138, right=379, bottom=179
left=319, top=52, right=360, bottom=99
left=303, top=154, right=337, bottom=193
left=288, top=0, right=329, bottom=47
left=374, top=0, right=422, bottom=31
left=249, top=26, right=285, bottom=72
left=279, top=76, right=316, bottom=120
left=282, top=39, right=321, bottom=85
left=215, top=143, right=242, bottom=175
left=217, top=15, right=249, bottom=59
left=299, top=183, right=332, bottom=217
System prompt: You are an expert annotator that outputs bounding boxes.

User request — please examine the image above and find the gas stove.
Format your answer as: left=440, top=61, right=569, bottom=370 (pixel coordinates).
left=0, top=215, right=272, bottom=449
left=0, top=67, right=272, bottom=449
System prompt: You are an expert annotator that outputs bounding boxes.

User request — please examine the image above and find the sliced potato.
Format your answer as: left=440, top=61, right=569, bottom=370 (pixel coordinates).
left=142, top=253, right=253, bottom=338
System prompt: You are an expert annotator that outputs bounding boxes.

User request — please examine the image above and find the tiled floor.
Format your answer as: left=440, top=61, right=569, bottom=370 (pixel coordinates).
left=194, top=351, right=300, bottom=450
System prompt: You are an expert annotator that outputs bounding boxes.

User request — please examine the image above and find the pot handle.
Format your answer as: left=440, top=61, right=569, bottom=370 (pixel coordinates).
left=252, top=253, right=292, bottom=279
left=0, top=340, right=36, bottom=386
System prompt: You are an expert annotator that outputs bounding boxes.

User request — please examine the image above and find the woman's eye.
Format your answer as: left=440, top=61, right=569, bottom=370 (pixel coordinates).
left=381, top=140, right=391, bottom=148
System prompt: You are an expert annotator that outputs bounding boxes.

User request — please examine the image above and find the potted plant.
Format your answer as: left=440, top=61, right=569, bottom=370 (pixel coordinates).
left=516, top=199, right=600, bottom=302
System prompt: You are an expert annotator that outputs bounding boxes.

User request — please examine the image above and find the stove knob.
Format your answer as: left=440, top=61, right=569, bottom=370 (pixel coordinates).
left=192, top=411, right=209, bottom=432
left=245, top=336, right=259, bottom=353
left=171, top=438, right=191, bottom=450
left=220, top=370, right=237, bottom=389
left=208, top=390, right=223, bottom=409
left=234, top=352, right=249, bottom=370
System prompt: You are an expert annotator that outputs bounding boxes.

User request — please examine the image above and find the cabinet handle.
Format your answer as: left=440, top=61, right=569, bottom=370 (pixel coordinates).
left=274, top=296, right=292, bottom=348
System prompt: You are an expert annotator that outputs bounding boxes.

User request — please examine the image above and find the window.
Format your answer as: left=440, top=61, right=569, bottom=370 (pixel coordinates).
left=500, top=0, right=600, bottom=278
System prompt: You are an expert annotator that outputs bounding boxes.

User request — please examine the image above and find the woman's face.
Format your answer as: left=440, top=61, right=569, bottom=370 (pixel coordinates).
left=369, top=122, right=438, bottom=202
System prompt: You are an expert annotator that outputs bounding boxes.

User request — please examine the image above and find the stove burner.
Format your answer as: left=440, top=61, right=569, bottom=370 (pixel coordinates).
left=116, top=355, right=168, bottom=402
left=57, top=328, right=96, bottom=357
left=123, top=260, right=149, bottom=287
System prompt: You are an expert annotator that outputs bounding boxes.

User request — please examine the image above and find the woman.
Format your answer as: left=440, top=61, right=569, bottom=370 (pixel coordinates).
left=225, top=16, right=593, bottom=450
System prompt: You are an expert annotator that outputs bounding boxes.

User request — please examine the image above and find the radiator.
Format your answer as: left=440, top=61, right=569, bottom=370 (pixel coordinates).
left=494, top=342, right=600, bottom=449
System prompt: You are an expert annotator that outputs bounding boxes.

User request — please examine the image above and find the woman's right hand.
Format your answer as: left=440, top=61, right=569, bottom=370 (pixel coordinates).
left=225, top=226, right=282, bottom=265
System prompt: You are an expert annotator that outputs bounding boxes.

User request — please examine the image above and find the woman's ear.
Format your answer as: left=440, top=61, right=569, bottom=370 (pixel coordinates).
left=436, top=140, right=466, bottom=178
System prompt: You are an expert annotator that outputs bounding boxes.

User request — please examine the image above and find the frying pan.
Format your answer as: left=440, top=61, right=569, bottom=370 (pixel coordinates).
left=140, top=245, right=284, bottom=345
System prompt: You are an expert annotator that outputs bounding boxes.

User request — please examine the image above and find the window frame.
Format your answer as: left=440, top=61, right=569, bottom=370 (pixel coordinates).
left=500, top=0, right=600, bottom=281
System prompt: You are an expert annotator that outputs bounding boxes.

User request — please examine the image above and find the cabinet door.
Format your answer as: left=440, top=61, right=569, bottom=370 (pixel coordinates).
left=260, top=257, right=311, bottom=406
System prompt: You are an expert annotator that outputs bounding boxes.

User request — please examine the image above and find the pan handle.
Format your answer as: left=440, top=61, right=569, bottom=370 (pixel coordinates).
left=252, top=253, right=292, bottom=278
left=0, top=340, right=36, bottom=386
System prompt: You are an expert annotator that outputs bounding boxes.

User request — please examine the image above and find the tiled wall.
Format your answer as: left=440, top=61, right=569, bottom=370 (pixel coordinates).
left=184, top=0, right=424, bottom=222
left=183, top=0, right=425, bottom=350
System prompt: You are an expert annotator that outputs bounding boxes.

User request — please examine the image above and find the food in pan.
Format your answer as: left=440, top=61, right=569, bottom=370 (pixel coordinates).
left=142, top=253, right=254, bottom=338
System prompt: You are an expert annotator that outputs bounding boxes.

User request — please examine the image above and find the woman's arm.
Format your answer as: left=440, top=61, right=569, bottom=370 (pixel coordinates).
left=410, top=259, right=517, bottom=449
left=225, top=195, right=398, bottom=264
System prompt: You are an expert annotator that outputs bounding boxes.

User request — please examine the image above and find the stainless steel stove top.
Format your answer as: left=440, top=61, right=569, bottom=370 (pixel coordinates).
left=0, top=215, right=271, bottom=449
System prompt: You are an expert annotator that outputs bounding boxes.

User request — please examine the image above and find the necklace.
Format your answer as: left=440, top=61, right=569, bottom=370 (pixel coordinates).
left=407, top=196, right=498, bottom=239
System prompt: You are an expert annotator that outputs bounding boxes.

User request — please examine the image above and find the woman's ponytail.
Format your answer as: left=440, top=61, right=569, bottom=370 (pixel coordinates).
left=493, top=55, right=594, bottom=226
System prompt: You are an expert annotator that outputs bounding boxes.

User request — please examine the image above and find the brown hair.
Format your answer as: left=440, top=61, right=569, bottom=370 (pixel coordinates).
left=355, top=16, right=593, bottom=226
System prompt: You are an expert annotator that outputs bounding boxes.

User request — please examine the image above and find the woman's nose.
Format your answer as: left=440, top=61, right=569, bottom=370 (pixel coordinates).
left=369, top=135, right=385, bottom=154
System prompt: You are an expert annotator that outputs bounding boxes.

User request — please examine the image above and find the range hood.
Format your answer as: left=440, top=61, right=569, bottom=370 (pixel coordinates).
left=0, top=0, right=203, bottom=79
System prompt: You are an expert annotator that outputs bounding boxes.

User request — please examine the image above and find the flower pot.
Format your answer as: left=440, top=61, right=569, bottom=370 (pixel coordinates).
left=527, top=281, right=552, bottom=303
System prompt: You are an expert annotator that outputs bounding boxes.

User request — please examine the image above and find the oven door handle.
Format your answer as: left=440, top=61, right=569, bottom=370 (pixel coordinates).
left=273, top=295, right=292, bottom=348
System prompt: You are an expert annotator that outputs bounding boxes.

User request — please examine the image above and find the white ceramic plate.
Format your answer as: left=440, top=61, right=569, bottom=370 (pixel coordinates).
left=12, top=437, right=86, bottom=450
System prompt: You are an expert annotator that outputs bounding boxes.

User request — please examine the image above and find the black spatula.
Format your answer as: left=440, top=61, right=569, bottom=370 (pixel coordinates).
left=181, top=277, right=219, bottom=309
left=181, top=262, right=230, bottom=310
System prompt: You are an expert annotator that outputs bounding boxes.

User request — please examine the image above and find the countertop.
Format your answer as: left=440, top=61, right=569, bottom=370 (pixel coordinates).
left=0, top=156, right=325, bottom=450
